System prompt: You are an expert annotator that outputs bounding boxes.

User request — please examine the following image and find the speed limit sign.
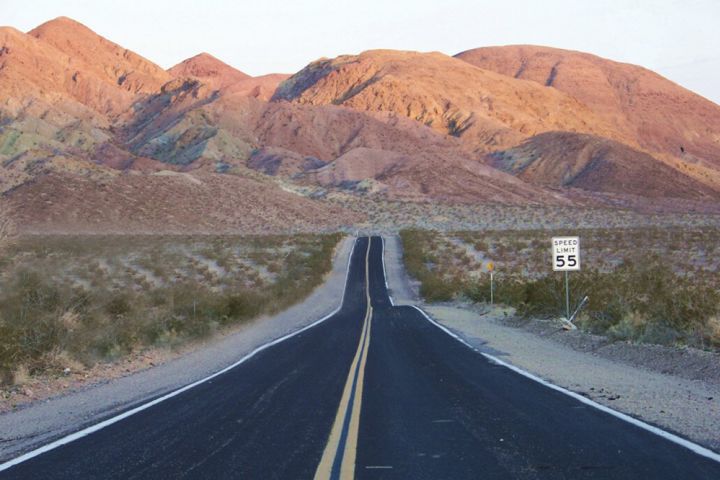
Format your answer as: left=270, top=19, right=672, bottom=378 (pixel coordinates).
left=552, top=237, right=580, bottom=271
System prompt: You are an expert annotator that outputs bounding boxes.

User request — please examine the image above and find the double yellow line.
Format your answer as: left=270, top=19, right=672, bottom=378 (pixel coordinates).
left=314, top=239, right=373, bottom=480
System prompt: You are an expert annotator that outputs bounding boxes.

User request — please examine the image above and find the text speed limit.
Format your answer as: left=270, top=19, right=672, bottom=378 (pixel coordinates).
left=552, top=236, right=581, bottom=271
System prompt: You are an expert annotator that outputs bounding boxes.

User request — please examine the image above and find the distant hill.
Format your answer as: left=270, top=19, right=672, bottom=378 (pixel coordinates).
left=169, top=52, right=251, bottom=89
left=169, top=53, right=289, bottom=100
left=488, top=131, right=717, bottom=199
left=28, top=16, right=172, bottom=113
left=272, top=49, right=628, bottom=152
left=2, top=17, right=720, bottom=234
left=455, top=45, right=720, bottom=169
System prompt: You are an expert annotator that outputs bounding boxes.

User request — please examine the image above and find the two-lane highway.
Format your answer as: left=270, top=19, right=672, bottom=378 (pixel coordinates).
left=1, top=236, right=720, bottom=479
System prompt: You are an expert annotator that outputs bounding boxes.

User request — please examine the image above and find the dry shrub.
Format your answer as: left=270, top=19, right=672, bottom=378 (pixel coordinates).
left=60, top=310, right=81, bottom=331
left=12, top=364, right=30, bottom=386
left=0, top=233, right=342, bottom=385
left=401, top=228, right=720, bottom=350
left=706, top=316, right=720, bottom=348
left=0, top=199, right=16, bottom=252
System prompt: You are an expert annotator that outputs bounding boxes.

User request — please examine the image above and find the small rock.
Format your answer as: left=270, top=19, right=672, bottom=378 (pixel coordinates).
left=63, top=368, right=71, bottom=376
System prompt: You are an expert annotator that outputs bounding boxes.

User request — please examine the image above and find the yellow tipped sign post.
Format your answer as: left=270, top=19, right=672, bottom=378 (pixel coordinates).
left=487, top=261, right=495, bottom=305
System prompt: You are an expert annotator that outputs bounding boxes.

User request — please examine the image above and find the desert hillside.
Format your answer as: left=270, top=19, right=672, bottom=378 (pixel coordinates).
left=169, top=52, right=251, bottom=89
left=456, top=46, right=720, bottom=168
left=271, top=47, right=720, bottom=206
left=489, top=131, right=718, bottom=199
left=2, top=17, right=720, bottom=233
left=272, top=49, right=630, bottom=151
left=168, top=52, right=288, bottom=100
left=9, top=171, right=359, bottom=234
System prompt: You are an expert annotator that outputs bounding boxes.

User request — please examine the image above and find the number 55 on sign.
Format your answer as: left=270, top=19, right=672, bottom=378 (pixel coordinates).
left=552, top=237, right=580, bottom=271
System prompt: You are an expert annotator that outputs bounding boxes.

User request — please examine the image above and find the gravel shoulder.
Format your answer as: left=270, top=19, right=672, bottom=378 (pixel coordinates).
left=0, top=236, right=356, bottom=462
left=382, top=235, right=720, bottom=452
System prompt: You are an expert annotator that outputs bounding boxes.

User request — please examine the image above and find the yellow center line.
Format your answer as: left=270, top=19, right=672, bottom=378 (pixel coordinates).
left=314, top=239, right=373, bottom=480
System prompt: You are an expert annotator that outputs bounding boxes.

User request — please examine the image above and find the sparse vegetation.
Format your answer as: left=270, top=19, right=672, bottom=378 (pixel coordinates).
left=401, top=228, right=720, bottom=350
left=329, top=195, right=720, bottom=233
left=0, top=200, right=16, bottom=253
left=0, top=233, right=341, bottom=386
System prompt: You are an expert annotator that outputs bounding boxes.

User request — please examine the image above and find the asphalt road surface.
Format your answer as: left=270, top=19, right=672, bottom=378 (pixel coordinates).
left=2, top=236, right=719, bottom=479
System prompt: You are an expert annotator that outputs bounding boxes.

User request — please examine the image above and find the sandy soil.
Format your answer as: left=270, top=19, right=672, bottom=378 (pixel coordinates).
left=382, top=235, right=720, bottom=452
left=0, top=236, right=355, bottom=462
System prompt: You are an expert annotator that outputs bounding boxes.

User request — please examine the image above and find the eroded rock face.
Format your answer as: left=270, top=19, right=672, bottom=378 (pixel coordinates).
left=272, top=49, right=626, bottom=151
left=3, top=15, right=720, bottom=231
left=248, top=147, right=326, bottom=177
left=455, top=45, right=720, bottom=168
left=168, top=54, right=289, bottom=101
left=169, top=53, right=251, bottom=90
left=29, top=16, right=172, bottom=99
left=489, top=131, right=718, bottom=199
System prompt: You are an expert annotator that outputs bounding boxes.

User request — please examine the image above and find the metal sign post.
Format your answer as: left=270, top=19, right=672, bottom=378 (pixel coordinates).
left=552, top=237, right=581, bottom=321
left=564, top=271, right=570, bottom=320
left=491, top=271, right=494, bottom=306
left=487, top=261, right=495, bottom=305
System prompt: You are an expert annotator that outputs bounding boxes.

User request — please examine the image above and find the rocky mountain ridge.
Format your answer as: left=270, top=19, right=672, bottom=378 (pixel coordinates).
left=2, top=17, right=719, bottom=233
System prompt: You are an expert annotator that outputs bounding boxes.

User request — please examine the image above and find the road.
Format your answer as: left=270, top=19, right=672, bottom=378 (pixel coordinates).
left=2, top=236, right=720, bottom=479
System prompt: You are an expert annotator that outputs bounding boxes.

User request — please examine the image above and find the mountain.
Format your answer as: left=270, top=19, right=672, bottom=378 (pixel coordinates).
left=303, top=146, right=567, bottom=204
left=3, top=16, right=720, bottom=234
left=270, top=48, right=720, bottom=207
left=169, top=53, right=289, bottom=100
left=489, top=131, right=717, bottom=200
left=224, top=74, right=291, bottom=101
left=272, top=49, right=630, bottom=152
left=455, top=46, right=720, bottom=168
left=118, top=78, right=559, bottom=204
left=0, top=18, right=361, bottom=232
left=169, top=52, right=250, bottom=89
left=0, top=17, right=175, bottom=192
left=0, top=26, right=116, bottom=119
left=28, top=16, right=172, bottom=114
left=0, top=24, right=115, bottom=192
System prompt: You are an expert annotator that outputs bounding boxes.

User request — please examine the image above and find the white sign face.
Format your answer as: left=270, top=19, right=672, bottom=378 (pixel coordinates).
left=552, top=236, right=581, bottom=271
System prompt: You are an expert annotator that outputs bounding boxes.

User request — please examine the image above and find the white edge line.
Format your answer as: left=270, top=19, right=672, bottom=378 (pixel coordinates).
left=0, top=236, right=359, bottom=473
left=378, top=234, right=720, bottom=464
left=410, top=305, right=720, bottom=464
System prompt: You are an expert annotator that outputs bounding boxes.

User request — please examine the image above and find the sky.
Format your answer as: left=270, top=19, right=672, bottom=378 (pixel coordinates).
left=3, top=0, right=719, bottom=104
